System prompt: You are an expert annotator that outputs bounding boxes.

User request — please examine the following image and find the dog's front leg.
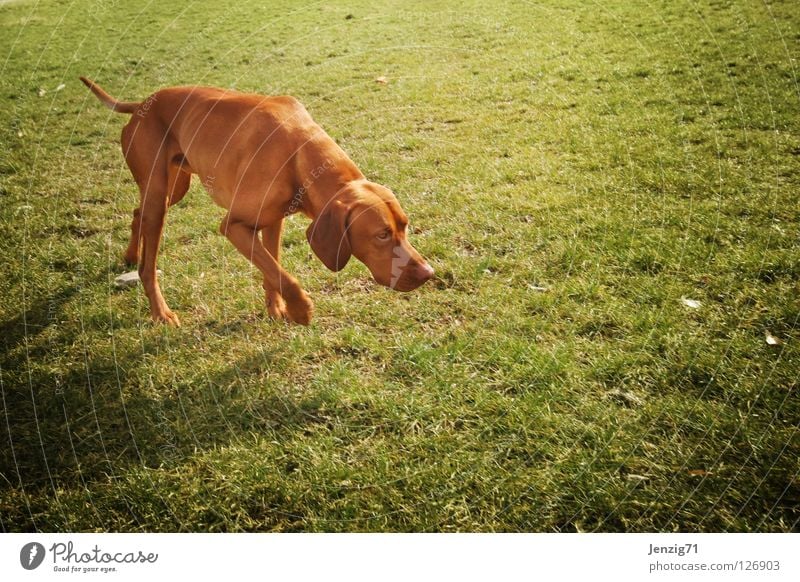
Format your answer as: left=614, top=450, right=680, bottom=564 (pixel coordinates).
left=220, top=214, right=313, bottom=325
left=260, top=220, right=290, bottom=320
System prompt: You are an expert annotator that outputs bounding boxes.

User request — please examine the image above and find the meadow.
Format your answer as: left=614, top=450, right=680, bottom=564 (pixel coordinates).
left=0, top=0, right=797, bottom=531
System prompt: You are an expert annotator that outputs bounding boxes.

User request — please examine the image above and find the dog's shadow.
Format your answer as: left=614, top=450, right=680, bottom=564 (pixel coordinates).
left=0, top=286, right=78, bottom=362
left=0, top=304, right=325, bottom=520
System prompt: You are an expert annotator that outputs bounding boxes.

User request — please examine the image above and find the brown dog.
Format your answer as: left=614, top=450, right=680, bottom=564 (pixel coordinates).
left=80, top=77, right=434, bottom=326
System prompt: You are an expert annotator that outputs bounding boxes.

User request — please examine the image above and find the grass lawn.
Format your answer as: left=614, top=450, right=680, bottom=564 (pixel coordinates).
left=0, top=0, right=798, bottom=532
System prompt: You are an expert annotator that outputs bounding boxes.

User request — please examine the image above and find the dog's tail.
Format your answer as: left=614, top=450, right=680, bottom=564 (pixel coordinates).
left=79, top=77, right=140, bottom=114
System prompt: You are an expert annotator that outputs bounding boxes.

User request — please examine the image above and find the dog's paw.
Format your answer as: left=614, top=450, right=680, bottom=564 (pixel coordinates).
left=123, top=251, right=139, bottom=266
left=151, top=307, right=181, bottom=327
left=284, top=289, right=314, bottom=326
left=266, top=291, right=290, bottom=320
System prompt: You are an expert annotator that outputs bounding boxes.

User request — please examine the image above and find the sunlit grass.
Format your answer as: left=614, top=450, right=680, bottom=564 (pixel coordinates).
left=0, top=0, right=797, bottom=532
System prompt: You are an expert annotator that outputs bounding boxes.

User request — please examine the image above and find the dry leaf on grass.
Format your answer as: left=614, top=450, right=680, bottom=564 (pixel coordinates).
left=607, top=389, right=644, bottom=407
left=687, top=469, right=711, bottom=477
left=626, top=474, right=649, bottom=482
left=375, top=76, right=388, bottom=84
left=765, top=331, right=781, bottom=346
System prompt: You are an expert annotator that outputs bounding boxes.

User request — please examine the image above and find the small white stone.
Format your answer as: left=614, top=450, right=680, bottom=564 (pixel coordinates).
left=681, top=297, right=701, bottom=309
left=114, top=270, right=162, bottom=289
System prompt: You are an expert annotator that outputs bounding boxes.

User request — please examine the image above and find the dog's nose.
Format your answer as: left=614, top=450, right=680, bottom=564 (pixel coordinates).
left=416, top=262, right=434, bottom=281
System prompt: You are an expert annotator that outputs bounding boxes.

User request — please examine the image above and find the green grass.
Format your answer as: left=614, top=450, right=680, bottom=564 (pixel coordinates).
left=1, top=0, right=798, bottom=532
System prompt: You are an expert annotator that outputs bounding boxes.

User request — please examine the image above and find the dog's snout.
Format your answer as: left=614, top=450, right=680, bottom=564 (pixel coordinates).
left=385, top=260, right=434, bottom=291
left=416, top=262, right=434, bottom=281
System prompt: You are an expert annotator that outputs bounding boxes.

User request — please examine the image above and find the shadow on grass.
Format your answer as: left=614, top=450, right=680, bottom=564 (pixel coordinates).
left=0, top=286, right=79, bottom=360
left=0, top=316, right=325, bottom=531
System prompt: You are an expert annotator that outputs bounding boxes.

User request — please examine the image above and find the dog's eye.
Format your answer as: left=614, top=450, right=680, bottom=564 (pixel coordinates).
left=376, top=230, right=392, bottom=241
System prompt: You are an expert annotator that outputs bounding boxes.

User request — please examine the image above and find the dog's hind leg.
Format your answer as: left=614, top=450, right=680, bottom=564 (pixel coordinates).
left=137, top=188, right=180, bottom=325
left=123, top=158, right=190, bottom=266
left=124, top=207, right=142, bottom=266
left=121, top=121, right=184, bottom=325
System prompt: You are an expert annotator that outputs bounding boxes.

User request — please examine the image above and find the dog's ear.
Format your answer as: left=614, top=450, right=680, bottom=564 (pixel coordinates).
left=306, top=201, right=352, bottom=271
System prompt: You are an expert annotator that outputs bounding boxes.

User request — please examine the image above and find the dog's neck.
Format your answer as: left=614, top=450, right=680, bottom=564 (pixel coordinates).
left=304, top=179, right=361, bottom=221
left=298, top=142, right=364, bottom=220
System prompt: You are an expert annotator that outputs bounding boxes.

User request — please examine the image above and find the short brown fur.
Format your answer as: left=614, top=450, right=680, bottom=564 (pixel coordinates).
left=81, top=77, right=433, bottom=325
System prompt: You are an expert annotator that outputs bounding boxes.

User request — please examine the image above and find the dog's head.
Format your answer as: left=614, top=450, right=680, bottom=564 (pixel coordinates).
left=306, top=180, right=434, bottom=291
